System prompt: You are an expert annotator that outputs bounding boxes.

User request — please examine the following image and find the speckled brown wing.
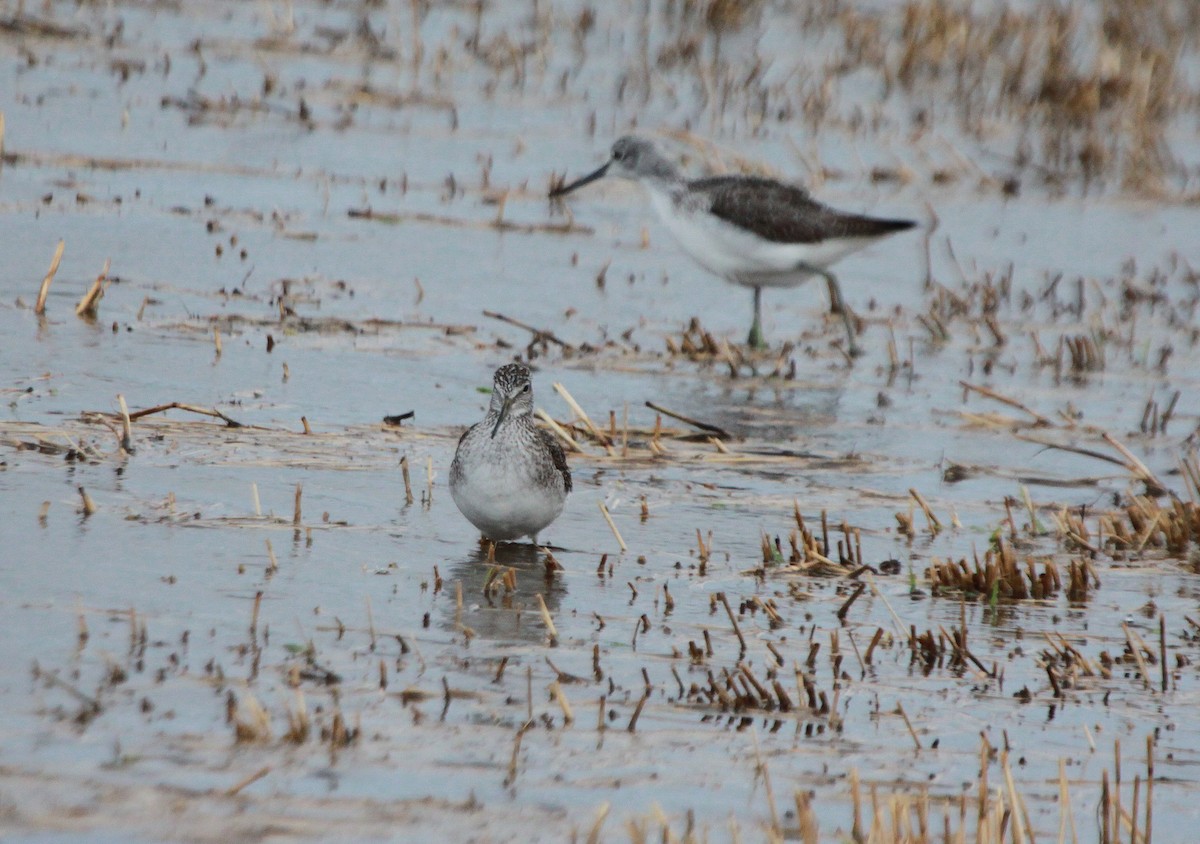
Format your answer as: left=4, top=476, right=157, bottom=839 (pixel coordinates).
left=536, top=428, right=572, bottom=493
left=449, top=423, right=478, bottom=487
left=690, top=176, right=916, bottom=245
left=455, top=425, right=474, bottom=448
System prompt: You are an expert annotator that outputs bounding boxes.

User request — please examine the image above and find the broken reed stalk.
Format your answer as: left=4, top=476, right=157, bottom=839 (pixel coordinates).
left=626, top=690, right=650, bottom=732
left=863, top=628, right=884, bottom=664
left=535, top=409, right=583, bottom=452
left=1131, top=776, right=1141, bottom=844
left=35, top=240, right=65, bottom=315
left=553, top=382, right=613, bottom=454
left=249, top=590, right=263, bottom=642
left=116, top=394, right=134, bottom=453
left=794, top=791, right=818, bottom=844
left=896, top=702, right=921, bottom=750
left=909, top=488, right=941, bottom=532
left=265, top=539, right=278, bottom=574
left=213, top=326, right=223, bottom=358
left=1101, top=770, right=1112, bottom=844
left=1122, top=622, right=1154, bottom=691
left=535, top=593, right=558, bottom=645
left=75, top=259, right=111, bottom=317
left=717, top=592, right=746, bottom=652
left=1058, top=759, right=1078, bottom=844
left=503, top=722, right=529, bottom=787
left=549, top=680, right=574, bottom=725
left=1103, top=432, right=1166, bottom=493
left=850, top=768, right=863, bottom=842
left=644, top=400, right=731, bottom=439
left=1115, top=738, right=1122, bottom=797
left=400, top=455, right=414, bottom=505
left=251, top=483, right=262, bottom=516
left=621, top=404, right=629, bottom=458
left=960, top=380, right=1054, bottom=426
left=293, top=483, right=303, bottom=525
left=1020, top=485, right=1039, bottom=534
left=977, top=735, right=990, bottom=828
left=1014, top=432, right=1129, bottom=470
left=598, top=502, right=626, bottom=551
left=226, top=766, right=271, bottom=796
left=126, top=401, right=244, bottom=427
left=77, top=486, right=97, bottom=517
left=585, top=803, right=610, bottom=844
left=844, top=629, right=866, bottom=675
left=1001, top=750, right=1028, bottom=844
left=837, top=582, right=866, bottom=621
left=1159, top=615, right=1168, bottom=692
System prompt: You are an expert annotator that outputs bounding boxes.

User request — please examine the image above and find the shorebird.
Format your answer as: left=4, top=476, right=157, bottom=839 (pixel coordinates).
left=449, top=363, right=571, bottom=544
left=550, top=135, right=916, bottom=351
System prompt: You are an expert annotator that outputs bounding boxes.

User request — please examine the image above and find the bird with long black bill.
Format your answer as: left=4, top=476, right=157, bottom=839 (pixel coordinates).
left=551, top=135, right=916, bottom=352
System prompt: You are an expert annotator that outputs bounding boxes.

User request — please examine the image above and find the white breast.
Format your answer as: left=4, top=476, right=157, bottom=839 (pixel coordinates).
left=644, top=186, right=874, bottom=289
left=450, top=433, right=567, bottom=541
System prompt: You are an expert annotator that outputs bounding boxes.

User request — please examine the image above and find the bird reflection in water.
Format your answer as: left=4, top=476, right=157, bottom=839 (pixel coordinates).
left=439, top=541, right=569, bottom=644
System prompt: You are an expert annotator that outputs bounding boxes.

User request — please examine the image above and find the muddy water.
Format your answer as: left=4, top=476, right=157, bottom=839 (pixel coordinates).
left=3, top=0, right=1200, bottom=840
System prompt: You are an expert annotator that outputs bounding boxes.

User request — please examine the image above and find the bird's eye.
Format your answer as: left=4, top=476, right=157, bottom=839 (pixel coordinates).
left=613, top=150, right=623, bottom=161
left=522, top=383, right=531, bottom=393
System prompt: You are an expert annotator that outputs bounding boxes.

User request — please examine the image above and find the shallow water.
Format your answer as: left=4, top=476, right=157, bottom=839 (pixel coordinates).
left=3, top=0, right=1200, bottom=840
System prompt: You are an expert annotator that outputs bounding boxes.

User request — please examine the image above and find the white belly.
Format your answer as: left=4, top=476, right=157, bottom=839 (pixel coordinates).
left=450, top=449, right=566, bottom=541
left=646, top=188, right=873, bottom=288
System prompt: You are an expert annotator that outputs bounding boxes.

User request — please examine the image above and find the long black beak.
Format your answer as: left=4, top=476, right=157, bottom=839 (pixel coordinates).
left=490, top=396, right=514, bottom=438
left=549, top=161, right=610, bottom=198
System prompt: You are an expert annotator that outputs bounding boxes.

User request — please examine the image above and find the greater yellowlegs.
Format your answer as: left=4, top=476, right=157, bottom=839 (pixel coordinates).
left=551, top=135, right=916, bottom=352
left=449, top=363, right=571, bottom=544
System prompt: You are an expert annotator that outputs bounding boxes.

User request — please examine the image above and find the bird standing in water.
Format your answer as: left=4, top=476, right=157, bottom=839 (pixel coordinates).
left=450, top=363, right=571, bottom=544
left=551, top=135, right=916, bottom=352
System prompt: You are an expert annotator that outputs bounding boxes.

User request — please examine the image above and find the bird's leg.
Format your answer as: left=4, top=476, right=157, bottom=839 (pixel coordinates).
left=747, top=286, right=767, bottom=350
left=824, top=272, right=847, bottom=315
left=818, top=269, right=862, bottom=358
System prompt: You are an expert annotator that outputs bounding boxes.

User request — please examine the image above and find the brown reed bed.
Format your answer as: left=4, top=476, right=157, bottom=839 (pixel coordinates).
left=811, top=734, right=1160, bottom=844
left=861, top=0, right=1193, bottom=196
left=662, top=317, right=842, bottom=377
left=1056, top=489, right=1200, bottom=562
left=753, top=503, right=864, bottom=577
left=12, top=0, right=1200, bottom=202
left=925, top=539, right=1099, bottom=603
left=21, top=431, right=1181, bottom=844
